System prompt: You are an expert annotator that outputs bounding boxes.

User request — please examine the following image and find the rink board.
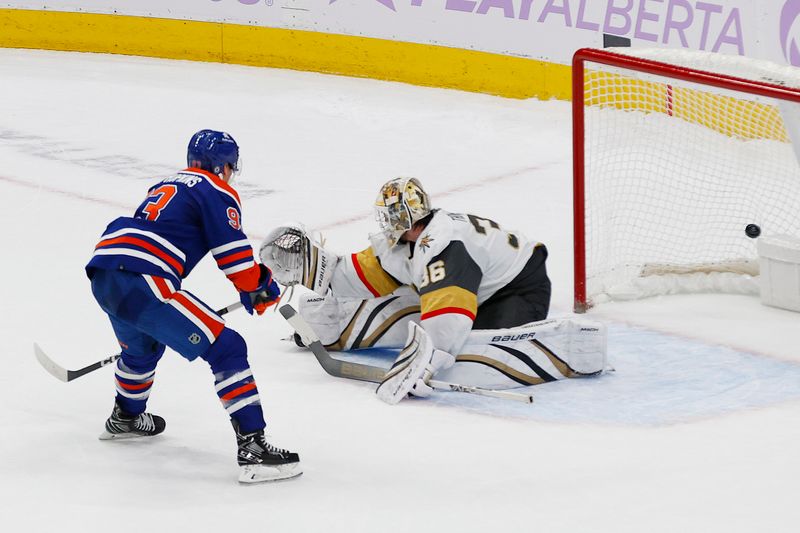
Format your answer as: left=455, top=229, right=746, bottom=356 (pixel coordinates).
left=0, top=8, right=570, bottom=100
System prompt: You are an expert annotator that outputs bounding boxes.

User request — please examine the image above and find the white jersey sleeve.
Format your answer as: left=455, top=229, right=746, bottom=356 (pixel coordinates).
left=403, top=210, right=539, bottom=354
left=328, top=234, right=406, bottom=300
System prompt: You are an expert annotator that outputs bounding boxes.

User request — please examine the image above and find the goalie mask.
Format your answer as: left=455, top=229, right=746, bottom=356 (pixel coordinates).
left=374, top=177, right=431, bottom=247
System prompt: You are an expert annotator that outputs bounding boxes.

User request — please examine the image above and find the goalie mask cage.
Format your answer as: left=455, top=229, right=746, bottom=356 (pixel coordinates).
left=572, top=47, right=800, bottom=313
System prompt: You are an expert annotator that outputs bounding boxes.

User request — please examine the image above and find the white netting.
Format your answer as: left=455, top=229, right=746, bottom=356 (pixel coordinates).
left=580, top=48, right=800, bottom=306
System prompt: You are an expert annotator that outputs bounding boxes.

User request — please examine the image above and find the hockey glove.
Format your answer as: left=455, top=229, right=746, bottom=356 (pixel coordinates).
left=240, top=264, right=281, bottom=316
left=409, top=349, right=455, bottom=398
left=376, top=322, right=454, bottom=404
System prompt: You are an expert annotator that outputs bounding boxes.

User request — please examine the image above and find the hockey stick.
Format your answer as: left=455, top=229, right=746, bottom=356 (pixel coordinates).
left=34, top=301, right=244, bottom=383
left=279, top=304, right=386, bottom=383
left=427, top=380, right=533, bottom=403
left=278, top=304, right=534, bottom=403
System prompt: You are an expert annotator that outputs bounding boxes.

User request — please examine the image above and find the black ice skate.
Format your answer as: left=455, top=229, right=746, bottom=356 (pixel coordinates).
left=234, top=421, right=302, bottom=483
left=99, top=402, right=166, bottom=440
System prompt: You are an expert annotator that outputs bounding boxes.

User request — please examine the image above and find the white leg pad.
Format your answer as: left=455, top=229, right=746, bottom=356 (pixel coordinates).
left=436, top=317, right=607, bottom=389
left=298, top=288, right=420, bottom=350
left=297, top=292, right=349, bottom=346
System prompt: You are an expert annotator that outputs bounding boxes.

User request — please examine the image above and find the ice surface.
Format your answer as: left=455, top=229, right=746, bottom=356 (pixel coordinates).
left=1, top=49, right=799, bottom=533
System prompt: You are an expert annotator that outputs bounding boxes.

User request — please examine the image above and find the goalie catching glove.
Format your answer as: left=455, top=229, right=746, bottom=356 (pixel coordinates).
left=239, top=264, right=281, bottom=315
left=259, top=222, right=337, bottom=295
left=376, top=322, right=455, bottom=405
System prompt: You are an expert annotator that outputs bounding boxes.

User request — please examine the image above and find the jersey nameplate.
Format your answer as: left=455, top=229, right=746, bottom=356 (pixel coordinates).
left=161, top=174, right=202, bottom=187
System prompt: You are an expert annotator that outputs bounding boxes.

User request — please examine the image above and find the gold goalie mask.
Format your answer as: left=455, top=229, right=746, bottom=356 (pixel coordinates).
left=374, top=177, right=432, bottom=247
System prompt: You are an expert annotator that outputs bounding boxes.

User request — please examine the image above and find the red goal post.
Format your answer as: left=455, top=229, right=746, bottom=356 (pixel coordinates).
left=572, top=47, right=800, bottom=313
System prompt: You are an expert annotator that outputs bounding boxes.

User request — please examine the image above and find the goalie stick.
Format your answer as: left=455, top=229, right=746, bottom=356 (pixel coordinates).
left=278, top=304, right=533, bottom=404
left=34, top=301, right=244, bottom=383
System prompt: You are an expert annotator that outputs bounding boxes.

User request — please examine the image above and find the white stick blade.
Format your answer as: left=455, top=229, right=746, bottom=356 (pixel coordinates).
left=34, top=343, right=69, bottom=382
left=279, top=305, right=318, bottom=345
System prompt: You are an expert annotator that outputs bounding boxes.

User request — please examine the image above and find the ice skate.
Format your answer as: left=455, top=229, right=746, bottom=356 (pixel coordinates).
left=99, top=401, right=166, bottom=440
left=234, top=421, right=302, bottom=483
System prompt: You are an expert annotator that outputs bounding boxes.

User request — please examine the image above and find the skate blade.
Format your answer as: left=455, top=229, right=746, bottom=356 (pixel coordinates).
left=98, top=430, right=156, bottom=441
left=238, top=462, right=303, bottom=484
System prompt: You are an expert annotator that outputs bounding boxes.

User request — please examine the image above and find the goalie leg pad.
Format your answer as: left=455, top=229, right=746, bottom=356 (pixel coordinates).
left=436, top=317, right=607, bottom=389
left=297, top=293, right=349, bottom=346
left=297, top=287, right=421, bottom=350
left=562, top=319, right=608, bottom=375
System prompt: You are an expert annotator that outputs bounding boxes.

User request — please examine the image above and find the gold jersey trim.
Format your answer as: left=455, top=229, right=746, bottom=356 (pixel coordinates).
left=420, top=285, right=478, bottom=320
left=352, top=248, right=401, bottom=297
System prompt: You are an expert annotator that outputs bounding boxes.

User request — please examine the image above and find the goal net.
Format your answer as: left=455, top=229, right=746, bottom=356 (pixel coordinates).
left=573, top=47, right=800, bottom=312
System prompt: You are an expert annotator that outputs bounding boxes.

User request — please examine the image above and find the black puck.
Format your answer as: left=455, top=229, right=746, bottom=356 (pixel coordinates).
left=745, top=224, right=761, bottom=238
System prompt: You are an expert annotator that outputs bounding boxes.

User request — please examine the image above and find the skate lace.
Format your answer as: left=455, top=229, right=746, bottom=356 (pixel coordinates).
left=258, top=434, right=289, bottom=454
left=135, top=413, right=156, bottom=432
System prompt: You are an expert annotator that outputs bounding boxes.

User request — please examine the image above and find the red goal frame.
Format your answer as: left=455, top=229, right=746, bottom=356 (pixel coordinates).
left=572, top=47, right=800, bottom=313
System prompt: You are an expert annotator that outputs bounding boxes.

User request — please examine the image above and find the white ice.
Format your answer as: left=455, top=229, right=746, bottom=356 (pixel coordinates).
left=1, top=49, right=799, bottom=532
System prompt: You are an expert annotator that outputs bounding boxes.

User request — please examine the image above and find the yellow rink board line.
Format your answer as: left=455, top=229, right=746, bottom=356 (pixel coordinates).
left=0, top=8, right=572, bottom=100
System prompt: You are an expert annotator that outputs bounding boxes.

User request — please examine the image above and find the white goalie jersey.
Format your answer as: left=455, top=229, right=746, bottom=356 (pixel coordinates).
left=329, top=209, right=539, bottom=354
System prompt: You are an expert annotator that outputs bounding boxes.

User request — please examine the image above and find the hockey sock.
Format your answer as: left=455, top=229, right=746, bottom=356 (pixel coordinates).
left=114, top=356, right=157, bottom=415
left=203, top=328, right=266, bottom=434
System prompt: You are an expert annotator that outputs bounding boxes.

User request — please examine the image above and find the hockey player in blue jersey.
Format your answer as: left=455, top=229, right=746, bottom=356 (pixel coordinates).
left=86, top=129, right=301, bottom=483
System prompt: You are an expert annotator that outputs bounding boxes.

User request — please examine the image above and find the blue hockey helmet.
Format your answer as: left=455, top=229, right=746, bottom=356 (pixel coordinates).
left=187, top=129, right=240, bottom=177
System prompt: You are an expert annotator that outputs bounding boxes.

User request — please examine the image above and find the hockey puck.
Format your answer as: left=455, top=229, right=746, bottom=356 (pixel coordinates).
left=745, top=224, right=761, bottom=238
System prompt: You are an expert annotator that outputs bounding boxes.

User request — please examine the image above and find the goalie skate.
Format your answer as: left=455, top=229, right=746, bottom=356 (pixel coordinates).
left=99, top=402, right=166, bottom=440
left=235, top=422, right=302, bottom=483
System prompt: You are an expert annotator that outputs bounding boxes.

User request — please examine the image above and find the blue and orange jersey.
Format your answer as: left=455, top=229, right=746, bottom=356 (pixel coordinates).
left=86, top=168, right=261, bottom=292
